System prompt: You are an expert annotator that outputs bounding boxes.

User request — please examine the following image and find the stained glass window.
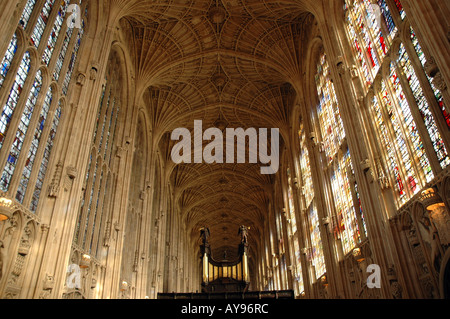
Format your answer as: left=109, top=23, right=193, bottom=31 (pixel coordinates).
left=0, top=0, right=87, bottom=213
left=331, top=149, right=364, bottom=254
left=287, top=168, right=302, bottom=291
left=74, top=52, right=121, bottom=258
left=53, top=23, right=75, bottom=81
left=397, top=43, right=450, bottom=169
left=62, top=18, right=85, bottom=95
left=0, top=33, right=18, bottom=89
left=389, top=62, right=433, bottom=184
left=381, top=79, right=420, bottom=195
left=392, top=0, right=406, bottom=20
left=410, top=27, right=450, bottom=129
left=345, top=0, right=398, bottom=88
left=0, top=52, right=32, bottom=151
left=42, top=1, right=70, bottom=65
left=315, top=52, right=363, bottom=255
left=30, top=102, right=62, bottom=212
left=377, top=0, right=397, bottom=41
left=315, top=54, right=345, bottom=163
left=20, top=0, right=38, bottom=29
left=309, top=202, right=325, bottom=279
left=287, top=169, right=297, bottom=235
left=16, top=86, right=53, bottom=204
left=299, top=122, right=314, bottom=208
left=30, top=0, right=56, bottom=48
left=371, top=94, right=407, bottom=203
left=1, top=70, right=43, bottom=192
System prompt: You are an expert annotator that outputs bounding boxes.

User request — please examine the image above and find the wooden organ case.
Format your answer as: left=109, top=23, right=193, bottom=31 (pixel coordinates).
left=200, top=226, right=250, bottom=293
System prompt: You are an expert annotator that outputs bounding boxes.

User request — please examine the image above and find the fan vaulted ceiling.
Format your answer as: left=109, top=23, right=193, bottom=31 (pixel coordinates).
left=112, top=0, right=319, bottom=261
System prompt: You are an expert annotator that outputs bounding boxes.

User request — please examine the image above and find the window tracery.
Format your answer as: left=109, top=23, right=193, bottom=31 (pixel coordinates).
left=74, top=53, right=121, bottom=258
left=315, top=52, right=366, bottom=255
left=0, top=0, right=87, bottom=213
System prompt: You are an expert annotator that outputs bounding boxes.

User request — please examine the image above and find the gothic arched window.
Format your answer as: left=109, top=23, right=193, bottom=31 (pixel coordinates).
left=349, top=0, right=450, bottom=207
left=298, top=121, right=325, bottom=279
left=345, top=0, right=399, bottom=88
left=73, top=52, right=122, bottom=258
left=314, top=52, right=366, bottom=255
left=0, top=33, right=18, bottom=89
left=0, top=1, right=88, bottom=213
left=286, top=168, right=302, bottom=294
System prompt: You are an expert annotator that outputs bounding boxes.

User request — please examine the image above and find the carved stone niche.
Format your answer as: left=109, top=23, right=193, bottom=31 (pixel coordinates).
left=424, top=57, right=439, bottom=78
left=64, top=166, right=78, bottom=191
left=76, top=72, right=86, bottom=86
left=43, top=273, right=55, bottom=290
left=432, top=73, right=447, bottom=92
left=350, top=65, right=359, bottom=78
left=48, top=162, right=63, bottom=197
left=387, top=265, right=403, bottom=299
left=360, top=159, right=371, bottom=172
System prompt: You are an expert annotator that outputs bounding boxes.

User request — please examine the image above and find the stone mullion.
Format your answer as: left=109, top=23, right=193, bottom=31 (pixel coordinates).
left=400, top=0, right=450, bottom=92
left=400, top=26, right=450, bottom=161
left=32, top=2, right=115, bottom=295
left=103, top=101, right=120, bottom=166
left=34, top=0, right=61, bottom=59
left=0, top=30, right=27, bottom=106
left=320, top=18, right=394, bottom=297
left=90, top=171, right=110, bottom=259
left=343, top=7, right=377, bottom=85
left=280, top=169, right=295, bottom=291
left=93, top=77, right=113, bottom=150
left=268, top=189, right=279, bottom=290
left=400, top=1, right=450, bottom=137
left=23, top=0, right=46, bottom=37
left=372, top=83, right=416, bottom=201
left=7, top=74, right=51, bottom=198
left=82, top=156, right=103, bottom=250
left=266, top=196, right=278, bottom=292
left=0, top=59, right=39, bottom=184
left=101, top=136, right=134, bottom=298
left=21, top=98, right=60, bottom=209
left=395, top=61, right=442, bottom=177
left=55, top=19, right=81, bottom=89
left=360, top=96, right=398, bottom=218
left=98, top=91, right=116, bottom=160
left=135, top=159, right=151, bottom=298
left=147, top=152, right=160, bottom=298
left=75, top=152, right=97, bottom=246
left=382, top=68, right=429, bottom=194
left=0, top=0, right=25, bottom=61
left=43, top=2, right=69, bottom=71
left=153, top=172, right=169, bottom=295
left=306, top=85, right=345, bottom=298
left=287, top=132, right=314, bottom=295
left=142, top=141, right=158, bottom=298
left=263, top=218, right=270, bottom=290
left=84, top=166, right=108, bottom=254
left=346, top=167, right=367, bottom=242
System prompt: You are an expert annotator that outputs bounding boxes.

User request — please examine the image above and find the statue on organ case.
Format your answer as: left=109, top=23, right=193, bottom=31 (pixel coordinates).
left=238, top=225, right=249, bottom=244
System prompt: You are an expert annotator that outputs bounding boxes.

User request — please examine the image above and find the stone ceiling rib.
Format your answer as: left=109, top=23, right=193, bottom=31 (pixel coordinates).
left=114, top=0, right=315, bottom=259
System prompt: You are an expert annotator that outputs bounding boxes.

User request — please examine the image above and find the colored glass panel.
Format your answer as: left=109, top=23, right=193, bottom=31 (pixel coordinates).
left=0, top=52, right=31, bottom=151
left=0, top=33, right=18, bottom=89
left=1, top=70, right=43, bottom=191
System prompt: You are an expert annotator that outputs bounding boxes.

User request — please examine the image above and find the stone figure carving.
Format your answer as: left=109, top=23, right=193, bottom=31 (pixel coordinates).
left=419, top=216, right=442, bottom=272
left=238, top=225, right=248, bottom=244
left=200, top=227, right=210, bottom=244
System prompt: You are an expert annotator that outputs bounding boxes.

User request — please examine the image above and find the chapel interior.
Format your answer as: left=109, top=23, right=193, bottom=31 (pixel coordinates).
left=0, top=0, right=449, bottom=300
